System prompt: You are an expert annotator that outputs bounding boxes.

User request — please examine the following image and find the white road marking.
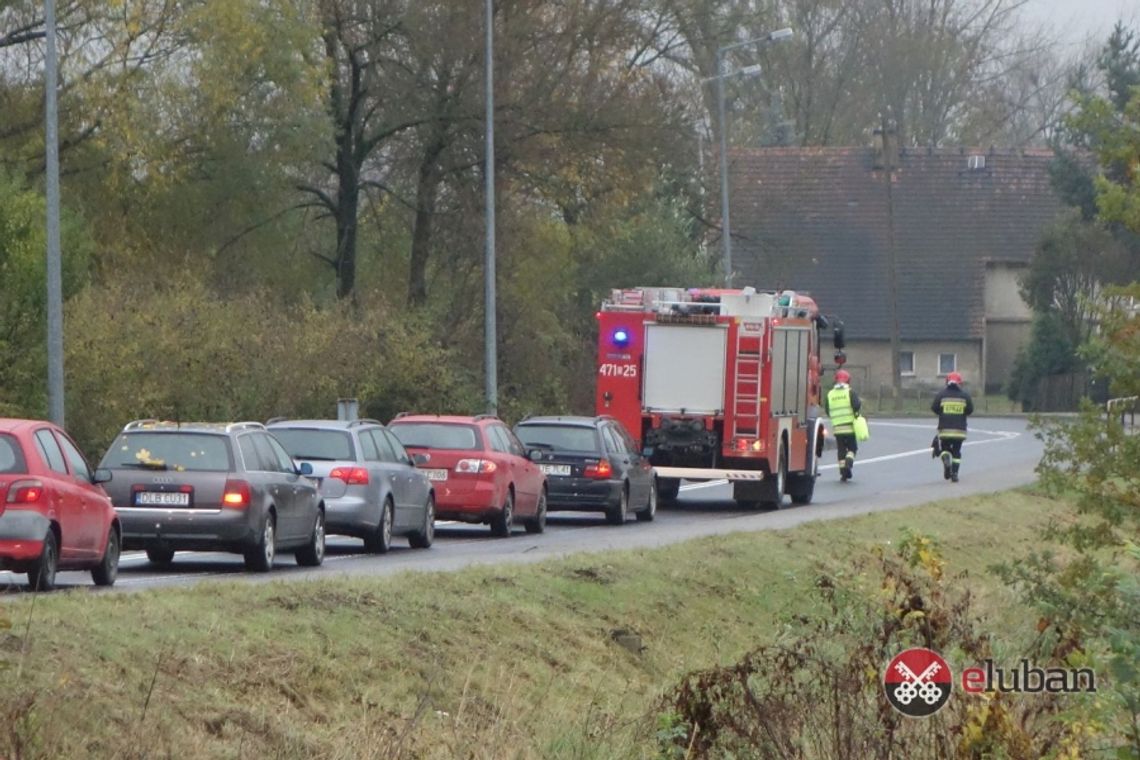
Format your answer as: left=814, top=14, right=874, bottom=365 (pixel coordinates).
left=676, top=428, right=1020, bottom=491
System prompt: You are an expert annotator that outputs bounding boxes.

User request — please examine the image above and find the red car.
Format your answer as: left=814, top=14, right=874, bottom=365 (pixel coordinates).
left=388, top=415, right=547, bottom=536
left=0, top=419, right=121, bottom=590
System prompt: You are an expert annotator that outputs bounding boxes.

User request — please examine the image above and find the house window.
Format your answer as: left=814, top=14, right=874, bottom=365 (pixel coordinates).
left=939, top=352, right=957, bottom=375
left=899, top=351, right=915, bottom=376
left=967, top=154, right=986, bottom=170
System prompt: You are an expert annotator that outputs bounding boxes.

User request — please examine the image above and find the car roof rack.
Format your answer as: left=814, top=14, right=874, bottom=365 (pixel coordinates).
left=123, top=419, right=161, bottom=430
left=348, top=418, right=384, bottom=427
left=473, top=414, right=499, bottom=421
left=225, top=421, right=266, bottom=433
left=266, top=416, right=289, bottom=425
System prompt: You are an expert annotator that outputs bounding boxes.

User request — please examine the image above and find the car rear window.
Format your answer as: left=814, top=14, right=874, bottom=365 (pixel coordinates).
left=390, top=423, right=479, bottom=451
left=270, top=429, right=355, bottom=461
left=100, top=433, right=233, bottom=472
left=0, top=434, right=27, bottom=474
left=515, top=425, right=599, bottom=453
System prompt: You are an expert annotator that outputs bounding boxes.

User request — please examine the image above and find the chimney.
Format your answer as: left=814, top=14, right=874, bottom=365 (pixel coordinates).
left=873, top=125, right=899, bottom=170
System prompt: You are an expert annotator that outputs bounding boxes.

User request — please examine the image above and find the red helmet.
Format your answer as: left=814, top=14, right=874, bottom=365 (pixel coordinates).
left=946, top=371, right=963, bottom=386
left=835, top=369, right=851, bottom=384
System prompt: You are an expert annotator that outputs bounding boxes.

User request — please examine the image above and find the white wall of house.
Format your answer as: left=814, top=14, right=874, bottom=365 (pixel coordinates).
left=984, top=261, right=1033, bottom=393
left=827, top=339, right=982, bottom=393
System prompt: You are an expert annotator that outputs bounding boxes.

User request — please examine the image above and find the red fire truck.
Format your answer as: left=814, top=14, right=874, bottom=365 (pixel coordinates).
left=595, top=286, right=846, bottom=508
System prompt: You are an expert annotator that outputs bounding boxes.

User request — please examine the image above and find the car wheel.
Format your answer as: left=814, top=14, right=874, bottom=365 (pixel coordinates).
left=364, top=498, right=394, bottom=554
left=92, top=527, right=121, bottom=587
left=296, top=509, right=325, bottom=567
left=525, top=490, right=547, bottom=535
left=658, top=477, right=680, bottom=502
left=146, top=547, right=175, bottom=565
left=636, top=479, right=657, bottom=522
left=244, top=513, right=276, bottom=572
left=490, top=490, right=514, bottom=537
left=27, top=529, right=59, bottom=592
left=409, top=494, right=435, bottom=549
left=606, top=485, right=629, bottom=526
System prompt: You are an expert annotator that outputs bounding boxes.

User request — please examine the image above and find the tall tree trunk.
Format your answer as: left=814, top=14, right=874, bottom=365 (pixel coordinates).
left=407, top=139, right=445, bottom=307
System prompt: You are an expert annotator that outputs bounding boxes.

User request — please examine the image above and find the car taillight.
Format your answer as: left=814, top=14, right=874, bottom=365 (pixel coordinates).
left=584, top=460, right=613, bottom=479
left=222, top=479, right=251, bottom=508
left=455, top=459, right=497, bottom=474
left=329, top=467, right=369, bottom=485
left=6, top=479, right=45, bottom=504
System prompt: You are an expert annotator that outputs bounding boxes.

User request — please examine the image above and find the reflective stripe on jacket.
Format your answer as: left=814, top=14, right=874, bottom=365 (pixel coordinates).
left=826, top=386, right=856, bottom=434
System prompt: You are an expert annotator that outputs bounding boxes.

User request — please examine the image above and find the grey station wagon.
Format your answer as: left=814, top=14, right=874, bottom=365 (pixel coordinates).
left=267, top=419, right=435, bottom=553
left=98, top=420, right=325, bottom=572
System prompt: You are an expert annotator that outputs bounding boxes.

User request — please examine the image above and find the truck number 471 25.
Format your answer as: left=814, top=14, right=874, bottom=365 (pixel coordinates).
left=599, top=363, right=638, bottom=378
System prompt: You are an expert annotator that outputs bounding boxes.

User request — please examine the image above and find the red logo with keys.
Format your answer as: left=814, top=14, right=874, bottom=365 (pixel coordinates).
left=884, top=647, right=953, bottom=717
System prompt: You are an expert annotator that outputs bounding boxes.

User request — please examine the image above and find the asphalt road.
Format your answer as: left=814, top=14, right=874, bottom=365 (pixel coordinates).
left=0, top=417, right=1042, bottom=594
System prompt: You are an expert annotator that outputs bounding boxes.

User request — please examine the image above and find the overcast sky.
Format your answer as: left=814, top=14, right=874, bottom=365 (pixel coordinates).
left=1021, top=0, right=1138, bottom=49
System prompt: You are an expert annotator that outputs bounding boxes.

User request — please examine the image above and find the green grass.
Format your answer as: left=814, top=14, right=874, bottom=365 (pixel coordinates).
left=0, top=489, right=1067, bottom=759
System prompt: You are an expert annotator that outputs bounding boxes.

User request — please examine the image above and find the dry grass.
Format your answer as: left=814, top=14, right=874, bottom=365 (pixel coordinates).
left=0, top=489, right=1064, bottom=759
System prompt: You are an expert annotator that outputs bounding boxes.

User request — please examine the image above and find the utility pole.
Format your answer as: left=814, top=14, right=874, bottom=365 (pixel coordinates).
left=44, top=0, right=65, bottom=426
left=483, top=0, right=497, bottom=416
left=879, top=117, right=902, bottom=410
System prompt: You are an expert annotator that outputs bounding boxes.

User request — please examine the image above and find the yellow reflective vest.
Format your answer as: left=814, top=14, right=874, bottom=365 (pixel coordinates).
left=827, top=386, right=856, bottom=434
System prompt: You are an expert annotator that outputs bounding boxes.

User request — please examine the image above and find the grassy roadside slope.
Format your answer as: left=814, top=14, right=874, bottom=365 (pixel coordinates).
left=0, top=489, right=1063, bottom=759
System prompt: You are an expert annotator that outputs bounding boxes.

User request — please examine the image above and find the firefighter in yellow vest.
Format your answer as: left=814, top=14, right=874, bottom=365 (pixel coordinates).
left=931, top=371, right=973, bottom=482
left=824, top=369, right=862, bottom=482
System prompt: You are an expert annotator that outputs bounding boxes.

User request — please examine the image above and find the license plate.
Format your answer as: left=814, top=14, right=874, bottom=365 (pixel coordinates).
left=135, top=491, right=190, bottom=507
left=540, top=464, right=572, bottom=476
left=423, top=469, right=448, bottom=482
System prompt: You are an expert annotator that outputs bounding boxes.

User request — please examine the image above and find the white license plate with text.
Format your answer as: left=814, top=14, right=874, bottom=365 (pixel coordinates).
left=135, top=491, right=190, bottom=507
left=540, top=464, right=572, bottom=476
left=423, top=469, right=449, bottom=482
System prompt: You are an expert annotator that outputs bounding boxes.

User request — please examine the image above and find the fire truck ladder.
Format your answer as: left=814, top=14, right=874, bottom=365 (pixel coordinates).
left=732, top=332, right=763, bottom=438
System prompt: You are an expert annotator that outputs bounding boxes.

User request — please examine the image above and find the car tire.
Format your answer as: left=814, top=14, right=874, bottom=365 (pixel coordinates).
left=295, top=509, right=325, bottom=567
left=364, top=498, right=394, bottom=554
left=658, top=477, right=681, bottom=502
left=244, top=513, right=276, bottom=572
left=525, top=490, right=547, bottom=534
left=409, top=494, right=435, bottom=549
left=146, top=547, right=175, bottom=565
left=27, top=529, right=59, bottom=592
left=91, top=527, right=121, bottom=587
left=490, top=490, right=514, bottom=537
left=606, top=485, right=629, bottom=526
left=636, top=479, right=657, bottom=522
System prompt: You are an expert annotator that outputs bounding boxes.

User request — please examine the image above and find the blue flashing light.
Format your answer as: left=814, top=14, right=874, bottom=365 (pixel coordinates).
left=612, top=329, right=630, bottom=347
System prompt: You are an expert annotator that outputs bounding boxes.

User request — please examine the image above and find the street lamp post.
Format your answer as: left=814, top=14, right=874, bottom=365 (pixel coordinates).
left=710, top=27, right=793, bottom=288
left=484, top=0, right=497, bottom=416
left=44, top=0, right=65, bottom=426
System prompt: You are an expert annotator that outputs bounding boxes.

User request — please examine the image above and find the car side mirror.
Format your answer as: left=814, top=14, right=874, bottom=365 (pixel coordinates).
left=528, top=449, right=543, bottom=462
left=411, top=453, right=429, bottom=466
left=297, top=461, right=314, bottom=476
left=92, top=468, right=113, bottom=484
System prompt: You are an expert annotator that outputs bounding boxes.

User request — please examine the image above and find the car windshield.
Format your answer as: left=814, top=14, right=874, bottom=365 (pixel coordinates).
left=0, top=434, right=27, bottom=474
left=270, top=429, right=354, bottom=461
left=100, top=433, right=232, bottom=472
left=390, top=423, right=479, bottom=451
left=515, top=425, right=599, bottom=453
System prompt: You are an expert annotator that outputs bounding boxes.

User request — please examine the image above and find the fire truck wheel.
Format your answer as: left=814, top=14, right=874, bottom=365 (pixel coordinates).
left=657, top=478, right=680, bottom=502
left=786, top=472, right=816, bottom=505
left=490, top=490, right=514, bottom=537
left=759, top=445, right=787, bottom=510
left=606, top=485, right=629, bottom=525
left=636, top=479, right=658, bottom=522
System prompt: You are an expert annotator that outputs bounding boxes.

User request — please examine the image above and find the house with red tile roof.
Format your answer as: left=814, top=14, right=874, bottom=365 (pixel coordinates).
left=729, top=143, right=1064, bottom=393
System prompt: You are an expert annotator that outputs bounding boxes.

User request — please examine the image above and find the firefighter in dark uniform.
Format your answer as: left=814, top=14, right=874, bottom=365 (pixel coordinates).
left=931, top=371, right=973, bottom=482
left=825, top=369, right=862, bottom=482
